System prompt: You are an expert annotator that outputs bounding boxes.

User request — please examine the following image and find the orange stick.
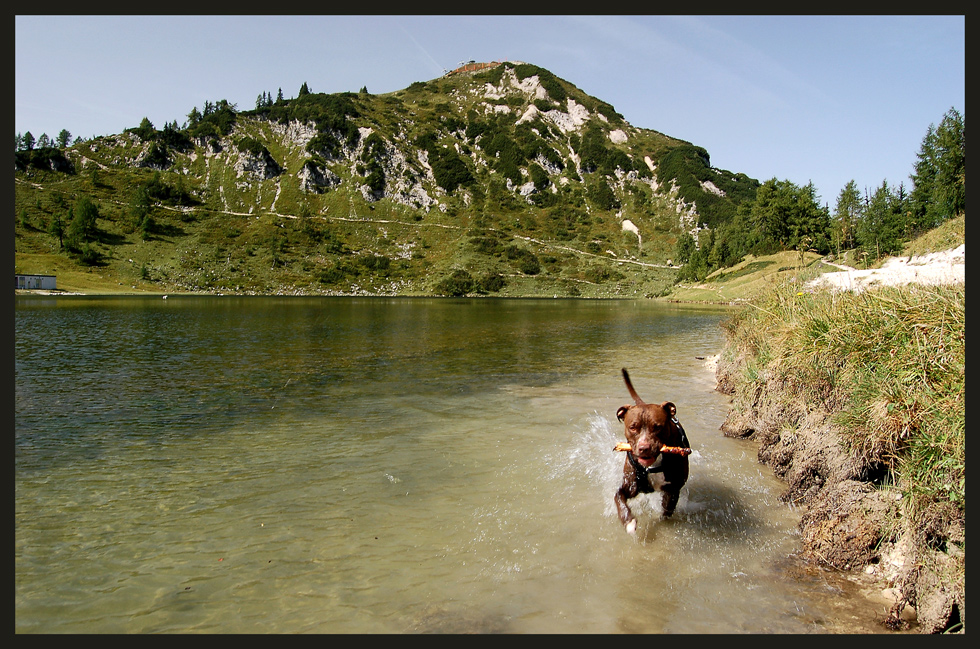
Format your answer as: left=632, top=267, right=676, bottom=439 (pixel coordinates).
left=613, top=442, right=691, bottom=456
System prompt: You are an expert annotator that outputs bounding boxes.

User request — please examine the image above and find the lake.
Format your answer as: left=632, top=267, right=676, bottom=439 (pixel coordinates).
left=15, top=295, right=891, bottom=633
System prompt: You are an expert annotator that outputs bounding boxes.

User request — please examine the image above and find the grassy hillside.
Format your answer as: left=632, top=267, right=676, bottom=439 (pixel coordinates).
left=14, top=61, right=760, bottom=298
left=665, top=250, right=833, bottom=303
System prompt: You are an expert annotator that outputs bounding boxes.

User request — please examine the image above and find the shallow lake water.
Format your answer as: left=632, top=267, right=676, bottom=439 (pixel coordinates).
left=15, top=295, right=895, bottom=633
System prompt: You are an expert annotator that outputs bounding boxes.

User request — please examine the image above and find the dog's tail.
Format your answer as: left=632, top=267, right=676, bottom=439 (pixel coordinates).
left=621, top=368, right=646, bottom=405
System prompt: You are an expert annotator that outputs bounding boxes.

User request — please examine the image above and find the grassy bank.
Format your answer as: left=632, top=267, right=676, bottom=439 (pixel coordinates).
left=715, top=255, right=964, bottom=632
left=722, top=279, right=965, bottom=512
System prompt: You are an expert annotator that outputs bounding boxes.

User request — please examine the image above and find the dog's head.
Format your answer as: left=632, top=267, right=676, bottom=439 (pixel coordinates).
left=616, top=368, right=678, bottom=469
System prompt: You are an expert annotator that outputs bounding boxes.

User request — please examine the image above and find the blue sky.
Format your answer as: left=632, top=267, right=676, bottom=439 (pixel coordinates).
left=14, top=15, right=965, bottom=208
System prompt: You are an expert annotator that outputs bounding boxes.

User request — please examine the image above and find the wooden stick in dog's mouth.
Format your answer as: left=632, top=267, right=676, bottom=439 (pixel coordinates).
left=613, top=442, right=691, bottom=456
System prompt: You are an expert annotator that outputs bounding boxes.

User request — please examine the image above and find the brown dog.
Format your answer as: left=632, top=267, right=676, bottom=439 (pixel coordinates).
left=614, top=368, right=691, bottom=533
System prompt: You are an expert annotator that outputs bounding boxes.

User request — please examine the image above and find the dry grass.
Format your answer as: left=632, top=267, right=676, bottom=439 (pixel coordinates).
left=665, top=250, right=835, bottom=304
left=723, top=276, right=965, bottom=526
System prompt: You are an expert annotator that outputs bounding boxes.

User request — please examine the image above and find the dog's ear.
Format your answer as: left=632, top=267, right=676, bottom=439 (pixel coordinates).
left=661, top=401, right=676, bottom=418
left=616, top=405, right=631, bottom=421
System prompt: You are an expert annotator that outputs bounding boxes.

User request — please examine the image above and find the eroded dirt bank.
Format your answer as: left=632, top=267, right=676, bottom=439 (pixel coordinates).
left=713, top=352, right=964, bottom=634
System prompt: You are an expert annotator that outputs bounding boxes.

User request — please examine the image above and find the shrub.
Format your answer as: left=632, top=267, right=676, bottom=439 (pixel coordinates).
left=187, top=101, right=237, bottom=140
left=235, top=136, right=268, bottom=157
left=434, top=269, right=474, bottom=296
left=504, top=244, right=541, bottom=275
left=578, top=124, right=608, bottom=173
left=475, top=273, right=506, bottom=293
left=357, top=254, right=391, bottom=273
left=77, top=242, right=101, bottom=266
left=14, top=147, right=75, bottom=173
left=587, top=178, right=619, bottom=210
left=142, top=142, right=171, bottom=168
left=426, top=145, right=473, bottom=194
left=584, top=263, right=622, bottom=283
left=470, top=235, right=504, bottom=255
left=528, top=163, right=549, bottom=189
left=517, top=255, right=540, bottom=275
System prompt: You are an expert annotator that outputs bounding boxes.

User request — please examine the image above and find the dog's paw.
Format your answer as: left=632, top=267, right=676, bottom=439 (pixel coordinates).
left=625, top=519, right=637, bottom=535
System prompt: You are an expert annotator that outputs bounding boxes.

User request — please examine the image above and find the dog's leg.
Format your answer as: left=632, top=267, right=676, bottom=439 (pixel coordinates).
left=660, top=486, right=681, bottom=518
left=615, top=466, right=640, bottom=533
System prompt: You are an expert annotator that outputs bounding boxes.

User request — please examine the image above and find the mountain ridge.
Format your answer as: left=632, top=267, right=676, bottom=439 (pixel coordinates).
left=14, top=60, right=761, bottom=297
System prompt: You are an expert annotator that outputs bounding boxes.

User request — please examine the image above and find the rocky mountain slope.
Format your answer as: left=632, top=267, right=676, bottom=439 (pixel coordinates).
left=15, top=61, right=759, bottom=297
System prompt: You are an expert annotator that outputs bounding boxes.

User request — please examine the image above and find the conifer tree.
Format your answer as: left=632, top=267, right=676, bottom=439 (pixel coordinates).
left=49, top=211, right=65, bottom=249
left=751, top=178, right=794, bottom=252
left=931, top=107, right=966, bottom=220
left=857, top=180, right=905, bottom=260
left=788, top=182, right=831, bottom=254
left=65, top=196, right=99, bottom=251
left=832, top=180, right=863, bottom=255
left=910, top=107, right=966, bottom=231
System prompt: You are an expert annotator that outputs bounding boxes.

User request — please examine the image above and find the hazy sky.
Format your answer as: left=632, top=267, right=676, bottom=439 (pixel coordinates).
left=14, top=15, right=965, bottom=207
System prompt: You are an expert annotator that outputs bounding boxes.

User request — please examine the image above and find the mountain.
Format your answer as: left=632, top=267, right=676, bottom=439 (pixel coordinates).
left=14, top=61, right=761, bottom=297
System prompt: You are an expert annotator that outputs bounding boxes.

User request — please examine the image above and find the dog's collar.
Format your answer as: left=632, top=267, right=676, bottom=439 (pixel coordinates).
left=672, top=417, right=690, bottom=448
left=627, top=450, right=664, bottom=477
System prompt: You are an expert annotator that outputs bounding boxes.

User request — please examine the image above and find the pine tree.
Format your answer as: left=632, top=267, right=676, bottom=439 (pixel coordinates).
left=65, top=196, right=99, bottom=251
left=751, top=178, right=794, bottom=252
left=48, top=211, right=65, bottom=249
left=788, top=182, right=831, bottom=254
left=674, top=232, right=696, bottom=264
left=857, top=181, right=904, bottom=260
left=932, top=107, right=966, bottom=220
left=910, top=124, right=939, bottom=231
left=910, top=107, right=966, bottom=231
left=134, top=117, right=155, bottom=140
left=832, top=180, right=863, bottom=256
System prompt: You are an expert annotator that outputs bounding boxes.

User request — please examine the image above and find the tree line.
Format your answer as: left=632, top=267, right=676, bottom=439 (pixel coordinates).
left=15, top=129, right=82, bottom=151
left=675, top=107, right=965, bottom=281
